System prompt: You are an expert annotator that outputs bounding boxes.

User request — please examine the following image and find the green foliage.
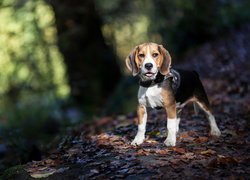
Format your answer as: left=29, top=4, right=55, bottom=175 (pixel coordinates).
left=0, top=0, right=70, bottom=171
left=0, top=0, right=69, bottom=98
left=96, top=0, right=250, bottom=61
left=0, top=2, right=69, bottom=117
left=147, top=0, right=250, bottom=54
left=96, top=1, right=150, bottom=64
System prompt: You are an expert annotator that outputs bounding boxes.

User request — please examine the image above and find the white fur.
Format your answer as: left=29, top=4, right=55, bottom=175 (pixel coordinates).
left=196, top=102, right=221, bottom=137
left=140, top=46, right=159, bottom=81
left=138, top=85, right=163, bottom=108
left=176, top=118, right=180, bottom=132
left=142, top=46, right=158, bottom=73
left=131, top=106, right=147, bottom=145
left=176, top=97, right=196, bottom=109
left=164, top=118, right=177, bottom=146
left=207, top=113, right=221, bottom=136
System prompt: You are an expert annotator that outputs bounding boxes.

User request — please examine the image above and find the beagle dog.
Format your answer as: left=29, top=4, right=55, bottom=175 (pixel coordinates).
left=125, top=42, right=221, bottom=146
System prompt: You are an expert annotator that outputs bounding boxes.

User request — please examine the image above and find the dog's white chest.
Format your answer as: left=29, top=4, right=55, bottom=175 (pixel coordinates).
left=138, top=85, right=163, bottom=108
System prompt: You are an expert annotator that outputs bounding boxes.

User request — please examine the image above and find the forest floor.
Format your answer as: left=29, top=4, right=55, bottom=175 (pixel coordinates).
left=2, top=26, right=250, bottom=179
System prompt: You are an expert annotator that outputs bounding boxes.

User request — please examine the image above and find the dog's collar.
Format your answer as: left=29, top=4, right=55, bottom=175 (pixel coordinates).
left=139, top=69, right=180, bottom=90
left=139, top=72, right=171, bottom=88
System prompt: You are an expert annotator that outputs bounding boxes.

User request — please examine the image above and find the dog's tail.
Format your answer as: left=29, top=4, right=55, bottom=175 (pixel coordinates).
left=193, top=102, right=200, bottom=115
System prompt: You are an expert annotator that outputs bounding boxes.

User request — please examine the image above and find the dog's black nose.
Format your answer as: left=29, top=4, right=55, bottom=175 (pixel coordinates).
left=145, top=63, right=153, bottom=70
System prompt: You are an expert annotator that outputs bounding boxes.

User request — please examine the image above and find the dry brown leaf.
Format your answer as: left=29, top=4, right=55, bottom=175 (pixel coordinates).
left=181, top=152, right=196, bottom=160
left=179, top=132, right=189, bottom=139
left=96, top=117, right=113, bottom=126
left=196, top=137, right=209, bottom=143
left=169, top=159, right=180, bottom=165
left=172, top=147, right=186, bottom=154
left=136, top=149, right=151, bottom=156
left=145, top=139, right=158, bottom=144
left=45, top=159, right=55, bottom=165
left=155, top=149, right=169, bottom=155
left=217, top=155, right=238, bottom=165
left=200, top=149, right=216, bottom=156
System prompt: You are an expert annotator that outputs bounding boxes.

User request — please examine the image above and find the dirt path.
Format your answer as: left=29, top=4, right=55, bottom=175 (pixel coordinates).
left=3, top=74, right=249, bottom=179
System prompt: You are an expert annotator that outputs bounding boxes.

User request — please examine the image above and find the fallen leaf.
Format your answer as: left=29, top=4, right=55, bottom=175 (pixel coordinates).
left=30, top=168, right=56, bottom=178
left=207, top=157, right=218, bottom=167
left=145, top=139, right=158, bottom=144
left=117, top=168, right=129, bottom=174
left=96, top=117, right=113, bottom=126
left=136, top=149, right=151, bottom=156
left=148, top=130, right=161, bottom=137
left=195, top=137, right=209, bottom=143
left=172, top=147, right=186, bottom=154
left=169, top=159, right=181, bottom=165
left=181, top=152, right=196, bottom=160
left=200, top=149, right=216, bottom=156
left=56, top=167, right=69, bottom=173
left=217, top=155, right=238, bottom=165
left=90, top=169, right=99, bottom=174
left=207, top=155, right=239, bottom=167
left=223, top=130, right=238, bottom=137
left=155, top=149, right=169, bottom=155
left=179, top=132, right=189, bottom=139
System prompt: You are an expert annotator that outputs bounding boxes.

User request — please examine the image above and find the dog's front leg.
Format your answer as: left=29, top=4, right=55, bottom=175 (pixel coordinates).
left=131, top=105, right=147, bottom=145
left=164, top=104, right=177, bottom=146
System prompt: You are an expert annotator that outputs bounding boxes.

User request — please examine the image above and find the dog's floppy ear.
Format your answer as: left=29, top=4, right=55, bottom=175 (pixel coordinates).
left=158, top=45, right=172, bottom=75
left=125, top=46, right=139, bottom=76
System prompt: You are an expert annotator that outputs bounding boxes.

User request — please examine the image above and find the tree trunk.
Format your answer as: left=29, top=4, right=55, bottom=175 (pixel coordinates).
left=46, top=0, right=121, bottom=113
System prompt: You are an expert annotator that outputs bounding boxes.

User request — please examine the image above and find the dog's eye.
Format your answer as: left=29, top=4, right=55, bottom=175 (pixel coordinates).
left=138, top=54, right=145, bottom=58
left=152, top=53, right=158, bottom=58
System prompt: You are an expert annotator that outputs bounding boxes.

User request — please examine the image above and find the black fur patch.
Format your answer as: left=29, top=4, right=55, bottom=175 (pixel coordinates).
left=174, top=69, right=209, bottom=107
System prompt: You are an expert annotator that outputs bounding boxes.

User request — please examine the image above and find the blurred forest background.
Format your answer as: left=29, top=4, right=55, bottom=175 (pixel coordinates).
left=0, top=0, right=250, bottom=173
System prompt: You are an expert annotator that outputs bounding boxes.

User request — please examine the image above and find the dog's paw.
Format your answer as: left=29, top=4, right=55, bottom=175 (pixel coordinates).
left=210, top=128, right=221, bottom=137
left=164, top=137, right=176, bottom=147
left=131, top=135, right=144, bottom=146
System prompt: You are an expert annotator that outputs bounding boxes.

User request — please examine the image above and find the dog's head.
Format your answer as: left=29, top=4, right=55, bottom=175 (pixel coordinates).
left=125, top=42, right=171, bottom=81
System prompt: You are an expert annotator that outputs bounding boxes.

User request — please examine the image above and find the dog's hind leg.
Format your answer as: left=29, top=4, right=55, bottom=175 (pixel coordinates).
left=194, top=88, right=221, bottom=137
left=193, top=102, right=200, bottom=115
left=197, top=101, right=221, bottom=137
left=176, top=108, right=182, bottom=133
left=176, top=117, right=180, bottom=133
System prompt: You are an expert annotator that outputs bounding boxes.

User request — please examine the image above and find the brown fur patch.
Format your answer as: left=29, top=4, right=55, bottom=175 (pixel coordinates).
left=137, top=105, right=145, bottom=125
left=158, top=45, right=172, bottom=75
left=161, top=81, right=177, bottom=119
